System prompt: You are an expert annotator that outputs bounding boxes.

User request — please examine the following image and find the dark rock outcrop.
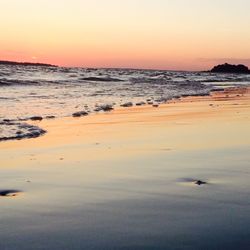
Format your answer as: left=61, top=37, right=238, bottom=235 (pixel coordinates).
left=72, top=111, right=88, bottom=117
left=94, top=104, right=114, bottom=112
left=0, top=189, right=21, bottom=197
left=211, top=63, right=250, bottom=74
left=29, top=116, right=43, bottom=121
left=153, top=104, right=159, bottom=108
left=195, top=180, right=207, bottom=186
left=177, top=178, right=208, bottom=186
left=136, top=101, right=146, bottom=106
left=120, top=102, right=133, bottom=107
left=45, top=115, right=56, bottom=119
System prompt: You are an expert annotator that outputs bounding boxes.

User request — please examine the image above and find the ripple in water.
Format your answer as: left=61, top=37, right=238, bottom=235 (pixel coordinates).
left=0, top=65, right=250, bottom=141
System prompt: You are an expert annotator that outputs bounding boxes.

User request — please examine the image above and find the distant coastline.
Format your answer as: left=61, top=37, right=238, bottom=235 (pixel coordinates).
left=1, top=60, right=250, bottom=74
left=0, top=60, right=57, bottom=67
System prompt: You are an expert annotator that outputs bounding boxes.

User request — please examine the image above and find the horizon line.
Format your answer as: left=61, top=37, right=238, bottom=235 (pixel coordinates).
left=0, top=59, right=213, bottom=72
left=1, top=59, right=249, bottom=72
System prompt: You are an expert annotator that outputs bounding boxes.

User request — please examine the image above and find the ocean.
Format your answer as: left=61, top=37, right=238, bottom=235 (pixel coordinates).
left=1, top=65, right=250, bottom=140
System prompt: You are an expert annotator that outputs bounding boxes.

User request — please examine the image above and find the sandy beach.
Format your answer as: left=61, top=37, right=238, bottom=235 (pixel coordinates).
left=1, top=0, right=250, bottom=248
left=0, top=87, right=250, bottom=249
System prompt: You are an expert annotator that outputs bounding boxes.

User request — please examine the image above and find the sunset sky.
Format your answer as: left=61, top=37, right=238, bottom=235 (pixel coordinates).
left=0, top=0, right=250, bottom=70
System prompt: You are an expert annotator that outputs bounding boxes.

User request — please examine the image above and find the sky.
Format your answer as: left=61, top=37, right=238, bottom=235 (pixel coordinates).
left=0, top=0, right=250, bottom=70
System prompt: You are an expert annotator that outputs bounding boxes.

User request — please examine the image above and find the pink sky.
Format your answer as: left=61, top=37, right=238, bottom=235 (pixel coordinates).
left=1, top=0, right=250, bottom=70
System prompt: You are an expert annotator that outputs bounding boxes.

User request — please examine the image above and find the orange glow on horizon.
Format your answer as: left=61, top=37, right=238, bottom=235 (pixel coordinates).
left=0, top=0, right=250, bottom=71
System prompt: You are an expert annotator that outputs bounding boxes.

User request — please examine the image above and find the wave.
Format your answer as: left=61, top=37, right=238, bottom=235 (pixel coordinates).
left=0, top=65, right=250, bottom=142
left=0, top=120, right=46, bottom=142
left=80, top=77, right=124, bottom=82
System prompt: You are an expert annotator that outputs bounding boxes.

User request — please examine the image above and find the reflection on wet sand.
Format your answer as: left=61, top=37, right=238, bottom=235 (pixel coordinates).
left=0, top=87, right=249, bottom=250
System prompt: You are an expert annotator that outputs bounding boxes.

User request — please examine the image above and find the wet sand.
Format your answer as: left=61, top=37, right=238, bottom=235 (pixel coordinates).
left=0, top=87, right=250, bottom=249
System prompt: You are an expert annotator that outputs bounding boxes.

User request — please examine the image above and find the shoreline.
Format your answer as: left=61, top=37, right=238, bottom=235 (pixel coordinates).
left=1, top=86, right=249, bottom=143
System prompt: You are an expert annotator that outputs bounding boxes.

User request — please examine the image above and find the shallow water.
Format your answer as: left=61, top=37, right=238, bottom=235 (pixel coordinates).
left=1, top=65, right=250, bottom=140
